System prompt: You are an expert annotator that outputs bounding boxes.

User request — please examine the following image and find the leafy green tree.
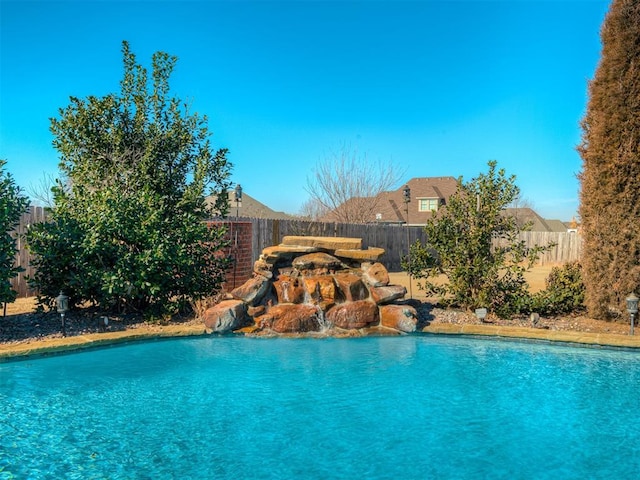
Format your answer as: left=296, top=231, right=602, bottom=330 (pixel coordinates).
left=577, top=0, right=640, bottom=319
left=27, top=41, right=232, bottom=316
left=0, top=160, right=29, bottom=306
left=406, top=161, right=547, bottom=318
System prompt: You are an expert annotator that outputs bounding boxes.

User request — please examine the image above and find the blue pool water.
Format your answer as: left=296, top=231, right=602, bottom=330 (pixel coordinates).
left=2, top=336, right=640, bottom=479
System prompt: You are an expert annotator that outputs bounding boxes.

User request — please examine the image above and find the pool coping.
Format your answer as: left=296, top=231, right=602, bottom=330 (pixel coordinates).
left=424, top=323, right=640, bottom=349
left=0, top=324, right=208, bottom=361
left=1, top=322, right=639, bottom=360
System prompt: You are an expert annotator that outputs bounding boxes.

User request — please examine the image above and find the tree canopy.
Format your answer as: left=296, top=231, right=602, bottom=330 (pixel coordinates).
left=27, top=41, right=232, bottom=316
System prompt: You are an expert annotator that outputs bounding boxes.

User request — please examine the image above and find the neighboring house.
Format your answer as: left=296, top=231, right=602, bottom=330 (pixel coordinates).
left=321, top=176, right=459, bottom=225
left=321, top=176, right=568, bottom=231
left=207, top=191, right=296, bottom=220
left=504, top=207, right=569, bottom=233
left=374, top=176, right=459, bottom=225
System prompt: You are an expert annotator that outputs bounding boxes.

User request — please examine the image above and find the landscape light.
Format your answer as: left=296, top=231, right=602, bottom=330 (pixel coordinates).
left=234, top=184, right=242, bottom=219
left=56, top=291, right=69, bottom=337
left=402, top=184, right=412, bottom=298
left=626, top=292, right=638, bottom=335
left=475, top=308, right=488, bottom=322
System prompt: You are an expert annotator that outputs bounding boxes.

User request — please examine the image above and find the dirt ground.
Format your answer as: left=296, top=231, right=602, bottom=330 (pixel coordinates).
left=1, top=265, right=633, bottom=345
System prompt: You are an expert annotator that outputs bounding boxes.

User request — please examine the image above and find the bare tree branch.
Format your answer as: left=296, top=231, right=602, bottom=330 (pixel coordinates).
left=27, top=173, right=57, bottom=208
left=305, top=144, right=405, bottom=223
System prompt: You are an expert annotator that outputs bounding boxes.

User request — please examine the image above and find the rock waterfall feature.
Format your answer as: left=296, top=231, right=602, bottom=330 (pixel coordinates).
left=203, top=236, right=418, bottom=335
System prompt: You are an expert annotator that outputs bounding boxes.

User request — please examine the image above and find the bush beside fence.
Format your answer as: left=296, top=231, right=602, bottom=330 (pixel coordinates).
left=10, top=213, right=582, bottom=298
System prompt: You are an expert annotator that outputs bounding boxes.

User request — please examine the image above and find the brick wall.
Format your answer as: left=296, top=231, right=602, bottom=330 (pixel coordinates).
left=207, top=221, right=253, bottom=290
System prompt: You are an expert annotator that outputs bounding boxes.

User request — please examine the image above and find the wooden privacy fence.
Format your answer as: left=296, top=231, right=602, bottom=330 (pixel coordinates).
left=246, top=218, right=426, bottom=271
left=10, top=206, right=49, bottom=298
left=242, top=218, right=583, bottom=270
left=9, top=212, right=582, bottom=298
left=515, top=230, right=582, bottom=265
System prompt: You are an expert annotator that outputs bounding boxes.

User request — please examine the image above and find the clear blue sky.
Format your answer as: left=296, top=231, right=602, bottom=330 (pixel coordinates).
left=1, top=0, right=610, bottom=221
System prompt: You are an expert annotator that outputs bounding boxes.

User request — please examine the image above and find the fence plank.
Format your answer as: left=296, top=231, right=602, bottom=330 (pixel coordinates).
left=10, top=206, right=49, bottom=298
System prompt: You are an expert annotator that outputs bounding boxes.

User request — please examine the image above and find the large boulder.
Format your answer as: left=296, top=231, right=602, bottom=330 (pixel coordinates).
left=203, top=300, right=249, bottom=333
left=281, top=236, right=362, bottom=250
left=369, top=285, right=407, bottom=304
left=362, top=262, right=390, bottom=287
left=334, top=273, right=369, bottom=302
left=379, top=305, right=418, bottom=333
left=303, top=276, right=338, bottom=306
left=326, top=300, right=379, bottom=329
left=230, top=274, right=270, bottom=306
left=261, top=304, right=323, bottom=333
left=273, top=275, right=306, bottom=304
left=293, top=252, right=343, bottom=274
left=335, top=247, right=385, bottom=262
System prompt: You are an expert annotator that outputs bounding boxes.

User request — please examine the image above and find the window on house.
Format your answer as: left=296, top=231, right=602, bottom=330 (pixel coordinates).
left=418, top=198, right=439, bottom=212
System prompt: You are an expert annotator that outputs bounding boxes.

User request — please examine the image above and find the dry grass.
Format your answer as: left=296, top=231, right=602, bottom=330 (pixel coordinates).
left=389, top=264, right=556, bottom=301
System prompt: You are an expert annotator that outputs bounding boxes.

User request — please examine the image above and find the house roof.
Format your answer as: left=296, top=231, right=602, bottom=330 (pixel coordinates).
left=206, top=191, right=296, bottom=220
left=544, top=219, right=570, bottom=233
left=503, top=208, right=568, bottom=232
left=373, top=176, right=459, bottom=224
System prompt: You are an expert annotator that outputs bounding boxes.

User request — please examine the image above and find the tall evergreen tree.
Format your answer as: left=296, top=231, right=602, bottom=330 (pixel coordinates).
left=578, top=0, right=640, bottom=319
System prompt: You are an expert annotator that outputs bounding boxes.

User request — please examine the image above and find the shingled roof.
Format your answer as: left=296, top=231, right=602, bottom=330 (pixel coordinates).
left=207, top=191, right=296, bottom=220
left=320, top=176, right=459, bottom=224
left=378, top=176, right=459, bottom=224
left=503, top=208, right=568, bottom=232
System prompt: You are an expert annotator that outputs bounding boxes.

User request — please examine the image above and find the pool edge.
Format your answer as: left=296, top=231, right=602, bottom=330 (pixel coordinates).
left=2, top=322, right=640, bottom=361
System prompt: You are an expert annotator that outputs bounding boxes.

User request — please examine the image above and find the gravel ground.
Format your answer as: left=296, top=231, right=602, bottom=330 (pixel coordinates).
left=419, top=303, right=630, bottom=336
left=0, top=298, right=202, bottom=345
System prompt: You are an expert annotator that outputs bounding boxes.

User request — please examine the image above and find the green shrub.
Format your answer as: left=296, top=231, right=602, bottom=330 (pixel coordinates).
left=405, top=161, right=551, bottom=318
left=26, top=42, right=232, bottom=317
left=530, top=262, right=585, bottom=316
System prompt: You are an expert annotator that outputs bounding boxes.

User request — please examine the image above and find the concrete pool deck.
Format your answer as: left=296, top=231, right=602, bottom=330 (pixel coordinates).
left=2, top=321, right=640, bottom=361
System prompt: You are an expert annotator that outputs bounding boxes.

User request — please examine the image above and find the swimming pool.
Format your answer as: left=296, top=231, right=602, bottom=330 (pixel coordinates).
left=2, top=336, right=640, bottom=479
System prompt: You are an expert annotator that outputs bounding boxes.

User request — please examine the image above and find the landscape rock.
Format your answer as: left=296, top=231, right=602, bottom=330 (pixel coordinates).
left=253, top=258, right=273, bottom=279
left=281, top=236, right=362, bottom=250
left=230, top=274, right=270, bottom=306
left=273, top=275, right=306, bottom=304
left=334, top=273, right=369, bottom=302
left=303, top=276, right=338, bottom=306
left=380, top=304, right=418, bottom=333
left=213, top=236, right=414, bottom=335
left=203, top=300, right=249, bottom=333
left=335, top=247, right=385, bottom=262
left=370, top=284, right=407, bottom=304
left=261, top=245, right=319, bottom=264
left=262, top=304, right=322, bottom=333
left=326, top=300, right=379, bottom=329
left=293, top=252, right=343, bottom=273
left=362, top=262, right=390, bottom=287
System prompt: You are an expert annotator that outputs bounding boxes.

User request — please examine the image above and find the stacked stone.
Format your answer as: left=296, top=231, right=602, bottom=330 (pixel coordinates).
left=203, top=236, right=418, bottom=335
